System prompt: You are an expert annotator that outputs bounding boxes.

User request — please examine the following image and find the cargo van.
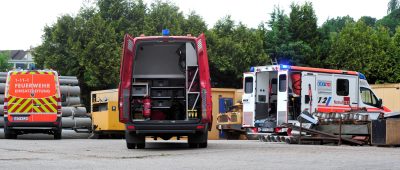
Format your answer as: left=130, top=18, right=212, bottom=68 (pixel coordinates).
left=119, top=32, right=212, bottom=149
left=4, top=70, right=62, bottom=139
left=242, top=65, right=391, bottom=133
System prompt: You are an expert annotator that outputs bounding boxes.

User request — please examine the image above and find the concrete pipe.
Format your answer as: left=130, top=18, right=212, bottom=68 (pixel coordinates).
left=0, top=116, right=3, bottom=127
left=62, top=117, right=92, bottom=128
left=62, top=96, right=81, bottom=106
left=0, top=83, right=5, bottom=93
left=59, top=79, right=79, bottom=86
left=0, top=72, right=7, bottom=77
left=61, top=107, right=87, bottom=117
left=59, top=76, right=78, bottom=80
left=0, top=105, right=3, bottom=116
left=0, top=77, right=6, bottom=83
left=0, top=95, right=4, bottom=104
left=60, top=86, right=80, bottom=96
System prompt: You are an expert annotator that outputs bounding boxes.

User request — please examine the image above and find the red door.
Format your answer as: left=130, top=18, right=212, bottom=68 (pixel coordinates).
left=196, top=33, right=212, bottom=127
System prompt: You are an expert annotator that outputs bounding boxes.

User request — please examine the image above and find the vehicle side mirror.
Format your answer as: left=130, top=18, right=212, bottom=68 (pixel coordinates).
left=377, top=98, right=383, bottom=108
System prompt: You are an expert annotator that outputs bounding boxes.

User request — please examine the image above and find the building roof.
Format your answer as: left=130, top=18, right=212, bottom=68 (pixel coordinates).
left=0, top=50, right=28, bottom=60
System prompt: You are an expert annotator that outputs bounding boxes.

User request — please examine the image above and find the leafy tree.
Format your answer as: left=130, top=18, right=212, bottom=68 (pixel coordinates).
left=207, top=16, right=268, bottom=87
left=288, top=2, right=318, bottom=45
left=327, top=21, right=398, bottom=83
left=359, top=16, right=377, bottom=27
left=377, top=8, right=400, bottom=34
left=388, top=0, right=400, bottom=14
left=144, top=1, right=185, bottom=35
left=0, top=51, right=12, bottom=71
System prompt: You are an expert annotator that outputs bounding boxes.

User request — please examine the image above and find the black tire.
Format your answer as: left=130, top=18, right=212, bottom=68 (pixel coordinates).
left=125, top=131, right=145, bottom=149
left=54, top=129, right=62, bottom=140
left=4, top=128, right=17, bottom=139
left=199, top=142, right=208, bottom=148
left=127, top=143, right=136, bottom=149
left=188, top=128, right=208, bottom=148
left=188, top=143, right=198, bottom=148
left=137, top=143, right=145, bottom=149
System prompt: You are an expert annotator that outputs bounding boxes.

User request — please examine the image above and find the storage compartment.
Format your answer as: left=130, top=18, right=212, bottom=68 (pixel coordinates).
left=130, top=41, right=201, bottom=121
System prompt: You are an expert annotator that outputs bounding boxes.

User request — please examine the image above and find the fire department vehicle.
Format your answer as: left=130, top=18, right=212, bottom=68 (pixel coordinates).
left=119, top=30, right=212, bottom=149
left=4, top=70, right=62, bottom=139
left=242, top=65, right=391, bottom=133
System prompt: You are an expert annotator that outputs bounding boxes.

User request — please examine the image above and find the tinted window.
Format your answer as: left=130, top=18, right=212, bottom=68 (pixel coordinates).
left=279, top=75, right=287, bottom=92
left=360, top=87, right=378, bottom=106
left=336, top=79, right=349, bottom=96
left=244, top=77, right=253, bottom=93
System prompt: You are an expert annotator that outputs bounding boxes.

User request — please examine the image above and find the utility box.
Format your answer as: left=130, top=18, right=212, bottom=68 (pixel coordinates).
left=371, top=119, right=400, bottom=146
left=91, top=89, right=125, bottom=137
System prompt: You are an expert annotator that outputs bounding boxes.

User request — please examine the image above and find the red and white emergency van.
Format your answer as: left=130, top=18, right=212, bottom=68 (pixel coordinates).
left=242, top=65, right=391, bottom=132
left=3, top=70, right=62, bottom=139
left=119, top=31, right=212, bottom=149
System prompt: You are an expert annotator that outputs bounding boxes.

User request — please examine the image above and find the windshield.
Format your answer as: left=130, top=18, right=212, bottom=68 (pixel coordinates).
left=360, top=87, right=379, bottom=107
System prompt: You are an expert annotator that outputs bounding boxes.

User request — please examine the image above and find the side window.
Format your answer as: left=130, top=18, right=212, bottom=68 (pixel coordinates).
left=336, top=79, right=349, bottom=96
left=279, top=74, right=287, bottom=92
left=244, top=77, right=253, bottom=94
left=360, top=87, right=378, bottom=106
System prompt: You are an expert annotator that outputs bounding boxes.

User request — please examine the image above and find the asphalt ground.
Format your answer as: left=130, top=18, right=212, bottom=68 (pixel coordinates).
left=0, top=130, right=399, bottom=170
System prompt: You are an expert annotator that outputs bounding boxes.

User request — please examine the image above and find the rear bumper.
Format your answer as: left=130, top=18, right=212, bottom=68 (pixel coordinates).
left=4, top=117, right=61, bottom=129
left=126, top=120, right=207, bottom=135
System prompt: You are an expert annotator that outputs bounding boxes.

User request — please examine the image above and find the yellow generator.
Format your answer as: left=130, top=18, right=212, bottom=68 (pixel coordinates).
left=91, top=89, right=125, bottom=138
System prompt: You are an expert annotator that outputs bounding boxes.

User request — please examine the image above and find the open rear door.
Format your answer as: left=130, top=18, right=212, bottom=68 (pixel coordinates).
left=196, top=33, right=212, bottom=126
left=118, top=34, right=135, bottom=123
left=277, top=70, right=288, bottom=125
left=242, top=72, right=255, bottom=127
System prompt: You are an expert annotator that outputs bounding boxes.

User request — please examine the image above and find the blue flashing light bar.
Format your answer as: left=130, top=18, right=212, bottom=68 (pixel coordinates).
left=280, top=64, right=290, bottom=70
left=250, top=67, right=255, bottom=72
left=162, top=29, right=170, bottom=36
left=358, top=72, right=366, bottom=80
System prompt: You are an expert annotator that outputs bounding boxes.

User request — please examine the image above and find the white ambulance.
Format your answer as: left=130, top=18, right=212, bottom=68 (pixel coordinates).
left=242, top=65, right=391, bottom=132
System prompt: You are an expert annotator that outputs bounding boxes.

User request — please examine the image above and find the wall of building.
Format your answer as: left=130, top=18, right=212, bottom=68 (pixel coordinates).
left=371, top=84, right=400, bottom=112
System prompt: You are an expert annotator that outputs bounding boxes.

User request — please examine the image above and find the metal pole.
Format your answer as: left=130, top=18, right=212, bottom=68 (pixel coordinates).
left=299, top=121, right=302, bottom=144
left=339, top=116, right=342, bottom=146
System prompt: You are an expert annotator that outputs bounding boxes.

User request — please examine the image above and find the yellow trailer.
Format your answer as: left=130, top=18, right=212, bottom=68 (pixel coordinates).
left=91, top=89, right=125, bottom=138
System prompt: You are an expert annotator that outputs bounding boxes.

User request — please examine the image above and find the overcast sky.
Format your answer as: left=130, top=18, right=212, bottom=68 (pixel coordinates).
left=0, top=0, right=389, bottom=50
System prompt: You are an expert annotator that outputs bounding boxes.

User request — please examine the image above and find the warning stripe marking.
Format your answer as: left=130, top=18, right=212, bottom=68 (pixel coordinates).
left=7, top=96, right=59, bottom=113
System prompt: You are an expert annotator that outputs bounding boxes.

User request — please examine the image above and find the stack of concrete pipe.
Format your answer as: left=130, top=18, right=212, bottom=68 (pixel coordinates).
left=0, top=73, right=91, bottom=130
left=59, top=76, right=91, bottom=130
left=0, top=72, right=6, bottom=127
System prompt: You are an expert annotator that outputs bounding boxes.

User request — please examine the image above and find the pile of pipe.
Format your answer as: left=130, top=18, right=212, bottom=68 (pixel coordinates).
left=0, top=72, right=6, bottom=127
left=0, top=73, right=91, bottom=131
left=59, top=76, right=91, bottom=130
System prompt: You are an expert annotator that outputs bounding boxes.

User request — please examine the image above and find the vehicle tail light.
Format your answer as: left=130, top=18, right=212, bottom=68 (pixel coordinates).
left=274, top=127, right=282, bottom=133
left=127, top=125, right=135, bottom=130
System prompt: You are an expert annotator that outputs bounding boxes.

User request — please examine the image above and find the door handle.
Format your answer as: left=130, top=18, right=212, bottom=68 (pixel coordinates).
left=34, top=104, right=41, bottom=107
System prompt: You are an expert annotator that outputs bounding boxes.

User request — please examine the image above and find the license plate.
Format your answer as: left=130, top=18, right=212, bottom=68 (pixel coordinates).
left=258, top=128, right=273, bottom=132
left=13, top=116, right=29, bottom=121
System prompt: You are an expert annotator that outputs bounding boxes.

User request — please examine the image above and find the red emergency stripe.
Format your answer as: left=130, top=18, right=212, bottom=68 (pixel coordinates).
left=19, top=100, right=32, bottom=113
left=290, top=66, right=358, bottom=75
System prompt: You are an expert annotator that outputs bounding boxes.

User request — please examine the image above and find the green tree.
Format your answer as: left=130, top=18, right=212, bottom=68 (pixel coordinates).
left=0, top=51, right=12, bottom=71
left=207, top=16, right=268, bottom=87
left=327, top=21, right=398, bottom=83
left=288, top=2, right=318, bottom=45
left=388, top=0, right=400, bottom=14
left=144, top=1, right=185, bottom=35
left=359, top=16, right=377, bottom=27
left=377, top=8, right=400, bottom=34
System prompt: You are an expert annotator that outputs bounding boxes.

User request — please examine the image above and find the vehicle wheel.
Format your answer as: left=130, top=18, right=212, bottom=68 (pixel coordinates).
left=137, top=143, right=145, bottom=149
left=4, top=128, right=17, bottom=139
left=54, top=129, right=62, bottom=140
left=127, top=143, right=136, bottom=149
left=125, top=131, right=145, bottom=149
left=199, top=142, right=208, bottom=148
left=188, top=143, right=198, bottom=148
left=188, top=128, right=208, bottom=148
